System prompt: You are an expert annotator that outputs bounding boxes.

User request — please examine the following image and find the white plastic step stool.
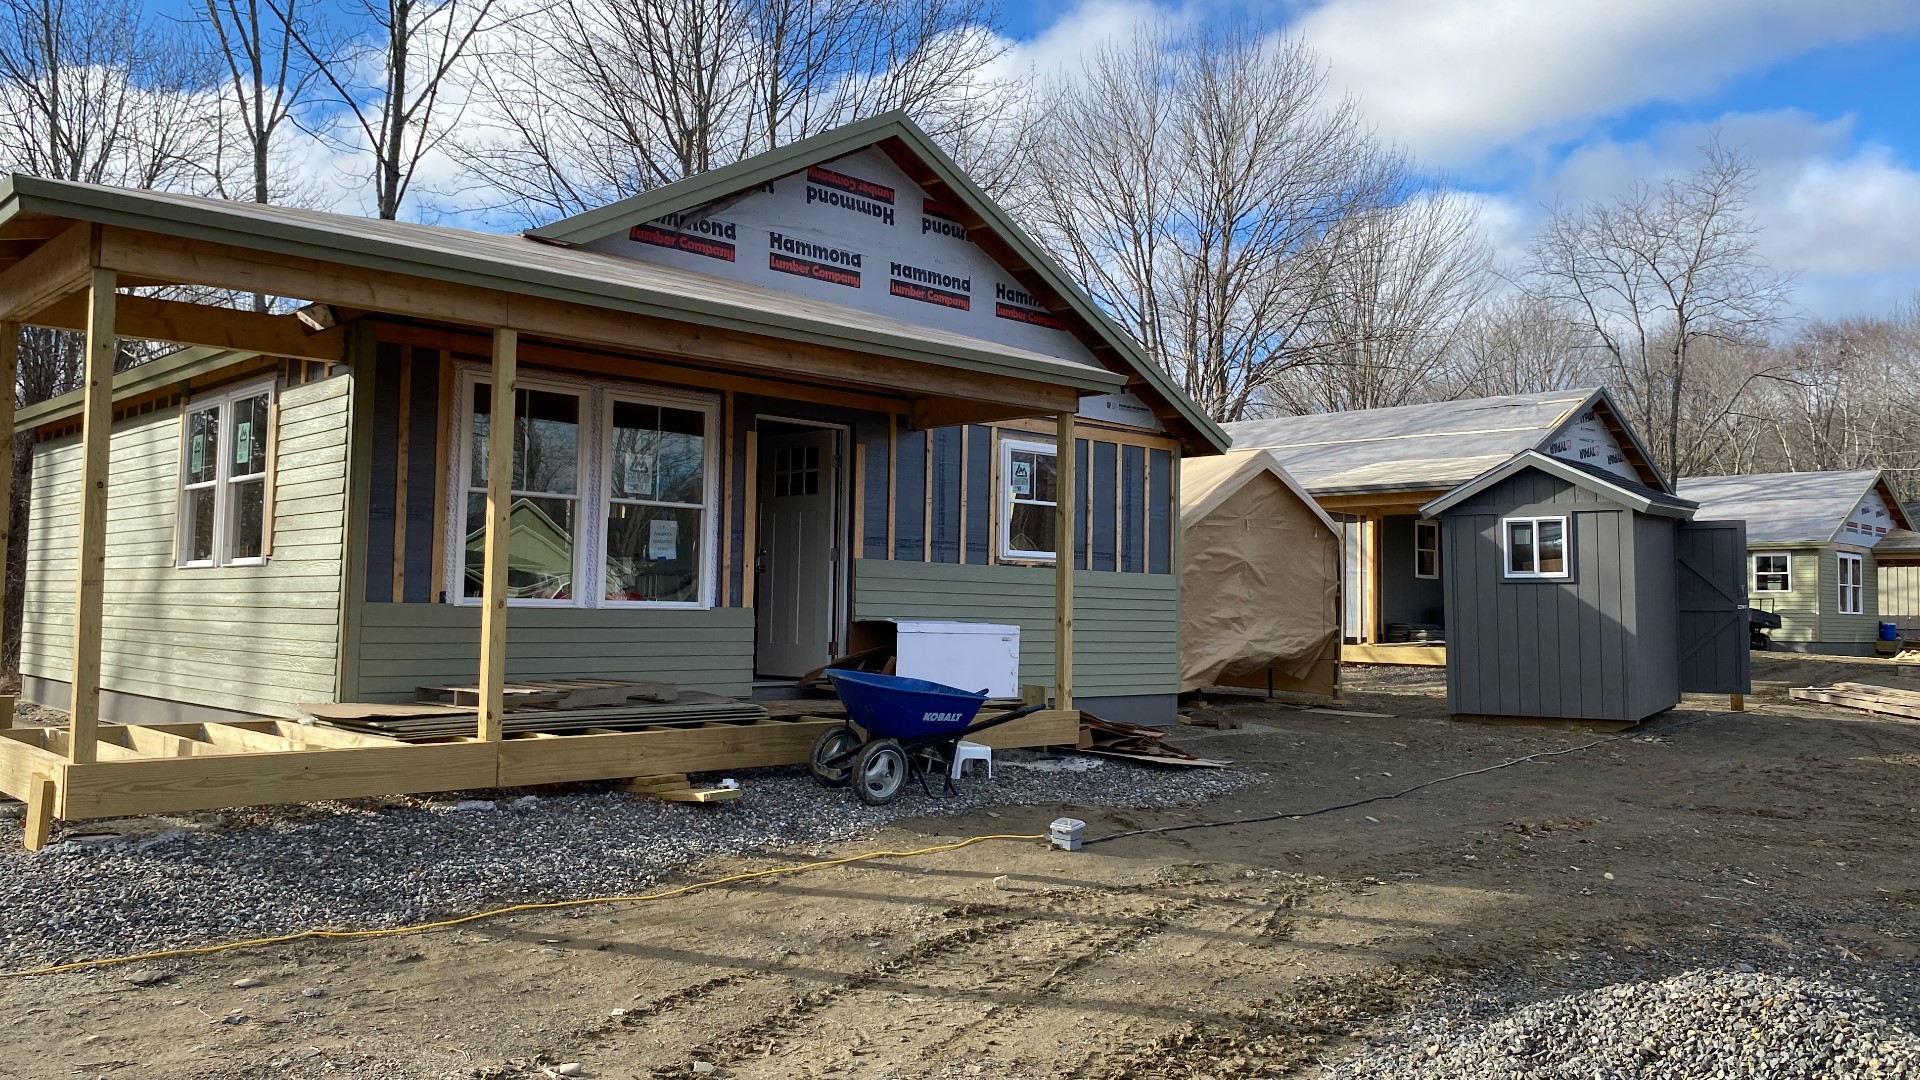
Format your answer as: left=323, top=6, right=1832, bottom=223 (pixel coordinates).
left=950, top=740, right=993, bottom=780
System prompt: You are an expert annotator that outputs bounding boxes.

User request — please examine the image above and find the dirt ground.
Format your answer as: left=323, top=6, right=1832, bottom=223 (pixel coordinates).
left=7, top=653, right=1919, bottom=1079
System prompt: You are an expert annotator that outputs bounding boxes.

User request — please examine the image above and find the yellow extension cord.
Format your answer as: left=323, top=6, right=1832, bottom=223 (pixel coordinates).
left=3, top=832, right=1048, bottom=979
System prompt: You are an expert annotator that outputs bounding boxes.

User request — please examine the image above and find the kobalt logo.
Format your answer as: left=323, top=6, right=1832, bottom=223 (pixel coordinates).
left=806, top=165, right=895, bottom=226
left=922, top=711, right=966, bottom=724
left=889, top=262, right=971, bottom=310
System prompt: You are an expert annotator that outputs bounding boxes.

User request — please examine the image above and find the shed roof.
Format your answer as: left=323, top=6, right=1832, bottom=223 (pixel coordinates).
left=1675, top=470, right=1911, bottom=545
left=1421, top=451, right=1697, bottom=520
left=1221, top=388, right=1659, bottom=495
left=1180, top=449, right=1337, bottom=532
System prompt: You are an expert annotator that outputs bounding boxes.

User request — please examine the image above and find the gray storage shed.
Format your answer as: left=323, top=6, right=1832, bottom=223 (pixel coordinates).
left=1421, top=451, right=1750, bottom=725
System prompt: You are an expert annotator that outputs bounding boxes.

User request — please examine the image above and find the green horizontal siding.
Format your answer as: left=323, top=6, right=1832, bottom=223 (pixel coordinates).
left=1747, top=547, right=1821, bottom=642
left=1819, top=546, right=1880, bottom=644
left=852, top=559, right=1178, bottom=697
left=352, top=604, right=755, bottom=700
left=21, top=376, right=351, bottom=718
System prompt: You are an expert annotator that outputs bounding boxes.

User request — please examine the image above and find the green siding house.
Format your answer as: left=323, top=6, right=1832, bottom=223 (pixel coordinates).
left=13, top=113, right=1225, bottom=731
left=1676, top=470, right=1912, bottom=655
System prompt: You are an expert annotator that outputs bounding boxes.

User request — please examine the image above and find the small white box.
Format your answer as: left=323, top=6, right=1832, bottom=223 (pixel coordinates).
left=1050, top=817, right=1086, bottom=852
left=892, top=621, right=1020, bottom=699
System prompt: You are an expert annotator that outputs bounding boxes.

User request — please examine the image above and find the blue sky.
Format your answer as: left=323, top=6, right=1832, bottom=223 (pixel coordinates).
left=993, top=0, right=1920, bottom=320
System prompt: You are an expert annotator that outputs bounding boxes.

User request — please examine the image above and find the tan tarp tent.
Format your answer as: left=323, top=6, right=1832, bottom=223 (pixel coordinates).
left=1181, top=450, right=1343, bottom=696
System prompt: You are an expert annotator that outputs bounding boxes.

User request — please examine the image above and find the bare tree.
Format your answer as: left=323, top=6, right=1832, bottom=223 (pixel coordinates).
left=1264, top=189, right=1492, bottom=413
left=1021, top=29, right=1405, bottom=423
left=1443, top=293, right=1603, bottom=398
left=202, top=0, right=319, bottom=205
left=451, top=0, right=1008, bottom=223
left=292, top=0, right=505, bottom=218
left=1525, top=141, right=1793, bottom=479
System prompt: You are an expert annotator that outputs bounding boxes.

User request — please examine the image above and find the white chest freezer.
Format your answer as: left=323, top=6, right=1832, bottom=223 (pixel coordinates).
left=892, top=621, right=1021, bottom=699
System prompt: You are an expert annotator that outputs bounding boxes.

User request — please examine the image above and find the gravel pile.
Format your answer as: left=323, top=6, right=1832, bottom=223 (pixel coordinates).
left=1331, top=969, right=1920, bottom=1080
left=0, top=753, right=1258, bottom=971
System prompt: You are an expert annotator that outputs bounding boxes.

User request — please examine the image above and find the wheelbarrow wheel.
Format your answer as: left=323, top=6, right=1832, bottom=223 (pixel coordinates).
left=809, top=726, right=862, bottom=789
left=851, top=739, right=908, bottom=806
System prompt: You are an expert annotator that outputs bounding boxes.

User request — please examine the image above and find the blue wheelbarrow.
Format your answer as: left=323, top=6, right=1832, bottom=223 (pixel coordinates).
left=811, top=669, right=1044, bottom=805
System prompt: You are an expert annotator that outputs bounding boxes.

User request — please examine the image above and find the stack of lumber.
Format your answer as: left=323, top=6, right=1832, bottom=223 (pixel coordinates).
left=304, top=680, right=767, bottom=740
left=617, top=774, right=743, bottom=803
left=1078, top=713, right=1229, bottom=768
left=1789, top=682, right=1920, bottom=720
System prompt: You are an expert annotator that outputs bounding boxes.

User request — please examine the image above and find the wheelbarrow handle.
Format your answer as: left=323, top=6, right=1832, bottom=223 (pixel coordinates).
left=960, top=702, right=1048, bottom=736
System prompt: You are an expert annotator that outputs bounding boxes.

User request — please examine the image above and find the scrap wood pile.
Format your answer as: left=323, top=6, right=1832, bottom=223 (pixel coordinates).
left=1078, top=713, right=1228, bottom=768
left=1789, top=681, right=1920, bottom=720
left=304, top=679, right=768, bottom=740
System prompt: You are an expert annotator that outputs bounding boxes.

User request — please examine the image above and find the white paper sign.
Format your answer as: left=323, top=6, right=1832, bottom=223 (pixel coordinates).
left=191, top=435, right=205, bottom=475
left=235, top=420, right=253, bottom=466
left=648, top=518, right=678, bottom=559
left=1010, top=459, right=1033, bottom=497
left=622, top=447, right=655, bottom=499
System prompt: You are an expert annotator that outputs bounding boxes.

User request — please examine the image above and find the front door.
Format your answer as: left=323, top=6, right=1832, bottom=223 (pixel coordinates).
left=1676, top=519, right=1752, bottom=694
left=754, top=426, right=843, bottom=677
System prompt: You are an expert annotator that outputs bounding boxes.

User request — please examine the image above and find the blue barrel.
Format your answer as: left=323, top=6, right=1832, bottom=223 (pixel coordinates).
left=1882, top=621, right=1901, bottom=642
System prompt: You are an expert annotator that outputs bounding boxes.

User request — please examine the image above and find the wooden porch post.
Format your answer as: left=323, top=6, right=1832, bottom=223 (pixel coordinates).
left=1054, top=410, right=1074, bottom=712
left=68, top=270, right=115, bottom=763
left=0, top=321, right=15, bottom=730
left=476, top=328, right=517, bottom=742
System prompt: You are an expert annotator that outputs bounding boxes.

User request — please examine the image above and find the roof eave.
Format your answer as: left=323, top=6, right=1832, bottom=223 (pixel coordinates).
left=7, top=176, right=1124, bottom=396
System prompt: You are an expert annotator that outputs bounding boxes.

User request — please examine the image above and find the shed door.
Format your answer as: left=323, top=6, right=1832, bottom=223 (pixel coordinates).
left=1675, top=519, right=1751, bottom=694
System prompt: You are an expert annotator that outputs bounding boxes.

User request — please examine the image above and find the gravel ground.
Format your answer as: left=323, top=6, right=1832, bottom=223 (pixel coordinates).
left=1329, top=968, right=1920, bottom=1079
left=0, top=752, right=1261, bottom=972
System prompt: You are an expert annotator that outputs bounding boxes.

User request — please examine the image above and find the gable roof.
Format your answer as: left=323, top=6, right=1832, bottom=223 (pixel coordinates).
left=1676, top=469, right=1912, bottom=546
left=1180, top=449, right=1338, bottom=532
left=1422, top=450, right=1697, bottom=519
left=527, top=112, right=1227, bottom=454
left=1221, top=388, right=1664, bottom=497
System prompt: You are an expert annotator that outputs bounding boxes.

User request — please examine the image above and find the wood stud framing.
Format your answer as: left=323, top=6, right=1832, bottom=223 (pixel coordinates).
left=1054, top=411, right=1075, bottom=710
left=0, top=322, right=14, bottom=730
left=67, top=268, right=116, bottom=765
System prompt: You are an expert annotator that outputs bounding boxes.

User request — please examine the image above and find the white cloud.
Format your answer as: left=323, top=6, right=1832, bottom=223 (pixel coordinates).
left=1293, top=0, right=1920, bottom=168
left=987, top=0, right=1187, bottom=85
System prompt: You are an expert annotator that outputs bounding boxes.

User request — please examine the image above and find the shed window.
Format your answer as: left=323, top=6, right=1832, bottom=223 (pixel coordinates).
left=1000, top=438, right=1057, bottom=561
left=454, top=370, right=718, bottom=608
left=1838, top=552, right=1864, bottom=614
left=1504, top=516, right=1568, bottom=579
left=1752, top=553, right=1791, bottom=593
left=177, top=380, right=274, bottom=568
left=1414, top=519, right=1440, bottom=580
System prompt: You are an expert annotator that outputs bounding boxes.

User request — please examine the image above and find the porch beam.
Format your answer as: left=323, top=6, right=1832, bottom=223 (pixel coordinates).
left=95, top=228, right=1090, bottom=413
left=67, top=268, right=114, bottom=765
left=0, top=321, right=15, bottom=729
left=0, top=222, right=92, bottom=322
left=1055, top=410, right=1074, bottom=711
left=27, top=293, right=344, bottom=362
left=476, top=327, right=517, bottom=742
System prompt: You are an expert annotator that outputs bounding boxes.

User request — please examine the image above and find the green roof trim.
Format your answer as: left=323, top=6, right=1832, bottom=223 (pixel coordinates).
left=529, top=112, right=1229, bottom=454
left=17, top=345, right=259, bottom=428
left=0, top=174, right=1125, bottom=401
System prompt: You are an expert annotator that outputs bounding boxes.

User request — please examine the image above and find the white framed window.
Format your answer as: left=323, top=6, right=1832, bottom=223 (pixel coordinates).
left=600, top=394, right=716, bottom=606
left=1837, top=552, right=1864, bottom=615
left=177, top=379, right=274, bottom=568
left=1414, top=519, right=1440, bottom=580
left=1504, top=516, right=1568, bottom=579
left=1752, top=552, right=1791, bottom=593
left=999, top=438, right=1058, bottom=561
left=451, top=367, right=718, bottom=608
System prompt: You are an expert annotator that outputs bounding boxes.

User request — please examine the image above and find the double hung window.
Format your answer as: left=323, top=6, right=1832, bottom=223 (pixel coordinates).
left=1504, top=516, right=1568, bottom=579
left=1414, top=519, right=1441, bottom=579
left=178, top=381, right=274, bottom=567
left=455, top=370, right=716, bottom=608
left=1838, top=552, right=1864, bottom=614
left=1752, top=553, right=1791, bottom=593
left=1000, top=439, right=1058, bottom=561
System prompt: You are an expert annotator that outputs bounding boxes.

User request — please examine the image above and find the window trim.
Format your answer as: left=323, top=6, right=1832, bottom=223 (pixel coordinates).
left=175, top=378, right=276, bottom=569
left=1413, top=519, right=1440, bottom=580
left=596, top=388, right=720, bottom=611
left=998, top=437, right=1059, bottom=563
left=1503, top=515, right=1570, bottom=580
left=447, top=366, right=719, bottom=609
left=1751, top=552, right=1792, bottom=594
left=1837, top=551, right=1865, bottom=615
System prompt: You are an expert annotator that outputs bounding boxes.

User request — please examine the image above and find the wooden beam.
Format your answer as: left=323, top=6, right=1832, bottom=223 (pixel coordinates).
left=96, top=228, right=1082, bottom=413
left=1055, top=411, right=1075, bottom=711
left=392, top=354, right=412, bottom=600
left=0, top=321, right=14, bottom=730
left=0, top=222, right=91, bottom=322
left=23, top=773, right=54, bottom=851
left=741, top=428, right=759, bottom=609
left=27, top=293, right=344, bottom=362
left=476, top=328, right=517, bottom=742
left=1312, top=493, right=1441, bottom=514
left=67, top=269, right=115, bottom=765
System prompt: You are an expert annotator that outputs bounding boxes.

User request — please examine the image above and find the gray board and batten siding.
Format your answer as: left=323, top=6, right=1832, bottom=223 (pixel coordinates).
left=1438, top=468, right=1682, bottom=724
left=23, top=373, right=351, bottom=721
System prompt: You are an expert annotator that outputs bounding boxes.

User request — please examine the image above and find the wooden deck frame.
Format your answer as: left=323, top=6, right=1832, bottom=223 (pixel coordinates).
left=1, top=208, right=1097, bottom=850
